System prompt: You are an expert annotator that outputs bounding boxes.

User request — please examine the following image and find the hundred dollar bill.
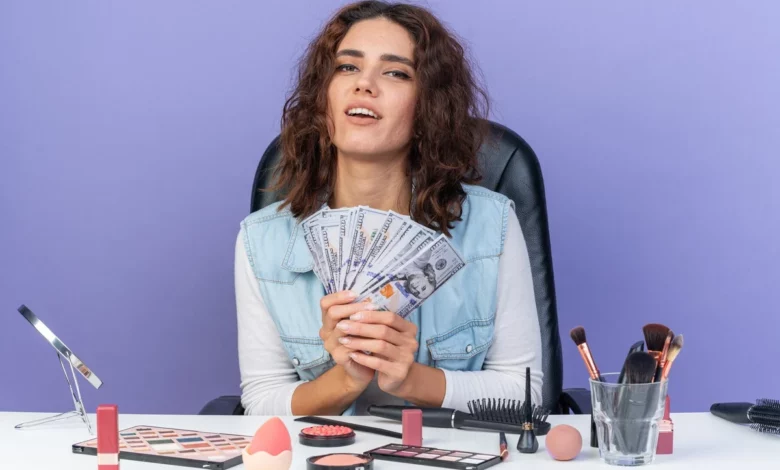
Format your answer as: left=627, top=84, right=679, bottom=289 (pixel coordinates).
left=319, top=210, right=349, bottom=294
left=302, top=208, right=348, bottom=293
left=343, top=207, right=388, bottom=291
left=349, top=211, right=407, bottom=292
left=357, top=228, right=433, bottom=297
left=357, top=234, right=465, bottom=317
left=301, top=213, right=327, bottom=290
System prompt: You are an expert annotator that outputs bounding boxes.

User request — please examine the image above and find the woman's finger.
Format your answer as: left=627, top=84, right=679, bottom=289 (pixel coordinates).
left=324, top=301, right=377, bottom=330
left=336, top=321, right=406, bottom=346
left=339, top=337, right=400, bottom=360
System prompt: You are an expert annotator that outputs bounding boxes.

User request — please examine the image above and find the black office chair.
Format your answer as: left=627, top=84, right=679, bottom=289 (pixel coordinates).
left=199, top=120, right=591, bottom=415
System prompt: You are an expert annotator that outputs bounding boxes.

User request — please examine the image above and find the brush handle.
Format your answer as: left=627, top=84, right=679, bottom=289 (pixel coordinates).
left=614, top=341, right=645, bottom=453
left=368, top=405, right=527, bottom=433
left=710, top=402, right=753, bottom=424
left=368, top=405, right=461, bottom=428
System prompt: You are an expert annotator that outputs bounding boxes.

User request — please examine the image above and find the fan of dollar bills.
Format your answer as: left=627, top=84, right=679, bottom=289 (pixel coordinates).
left=302, top=206, right=466, bottom=318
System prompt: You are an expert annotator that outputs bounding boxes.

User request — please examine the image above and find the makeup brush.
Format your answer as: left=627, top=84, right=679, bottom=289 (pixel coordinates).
left=619, top=351, right=661, bottom=454
left=624, top=352, right=658, bottom=384
left=653, top=331, right=674, bottom=382
left=569, top=326, right=604, bottom=382
left=661, top=334, right=683, bottom=380
left=516, top=367, right=539, bottom=453
left=618, top=341, right=646, bottom=383
left=642, top=323, right=670, bottom=355
left=499, top=432, right=508, bottom=461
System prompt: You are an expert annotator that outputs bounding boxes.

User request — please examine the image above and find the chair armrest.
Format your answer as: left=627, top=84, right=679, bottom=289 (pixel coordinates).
left=558, top=388, right=592, bottom=414
left=198, top=395, right=245, bottom=415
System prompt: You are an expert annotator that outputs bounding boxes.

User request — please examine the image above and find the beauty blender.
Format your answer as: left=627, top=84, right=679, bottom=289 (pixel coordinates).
left=545, top=424, right=582, bottom=461
left=242, top=417, right=293, bottom=470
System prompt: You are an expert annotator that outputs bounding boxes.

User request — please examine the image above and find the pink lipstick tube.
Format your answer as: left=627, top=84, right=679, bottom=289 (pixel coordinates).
left=97, top=404, right=119, bottom=470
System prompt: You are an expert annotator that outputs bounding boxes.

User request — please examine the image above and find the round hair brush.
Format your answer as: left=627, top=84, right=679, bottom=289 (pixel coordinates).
left=710, top=399, right=780, bottom=430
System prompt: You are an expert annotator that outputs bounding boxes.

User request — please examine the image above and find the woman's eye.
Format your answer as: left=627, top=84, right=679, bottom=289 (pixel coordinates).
left=387, top=70, right=411, bottom=79
left=337, top=64, right=357, bottom=72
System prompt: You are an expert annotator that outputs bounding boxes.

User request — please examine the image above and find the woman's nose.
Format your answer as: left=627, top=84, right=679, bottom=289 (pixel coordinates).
left=353, top=72, right=376, bottom=95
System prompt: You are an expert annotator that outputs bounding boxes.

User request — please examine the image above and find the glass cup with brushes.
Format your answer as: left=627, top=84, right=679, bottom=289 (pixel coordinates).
left=571, top=325, right=683, bottom=466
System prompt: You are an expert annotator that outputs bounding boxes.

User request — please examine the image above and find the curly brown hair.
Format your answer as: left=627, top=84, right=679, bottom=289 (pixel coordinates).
left=269, top=0, right=490, bottom=236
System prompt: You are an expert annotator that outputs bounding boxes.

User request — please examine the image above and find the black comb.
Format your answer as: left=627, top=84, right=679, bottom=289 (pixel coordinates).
left=467, top=398, right=551, bottom=435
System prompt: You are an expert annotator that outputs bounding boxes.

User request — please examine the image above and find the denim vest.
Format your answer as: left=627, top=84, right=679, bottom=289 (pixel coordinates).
left=240, top=184, right=513, bottom=415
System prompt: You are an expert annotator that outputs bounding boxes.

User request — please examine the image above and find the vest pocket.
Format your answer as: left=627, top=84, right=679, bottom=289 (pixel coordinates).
left=279, top=336, right=334, bottom=380
left=426, top=320, right=495, bottom=371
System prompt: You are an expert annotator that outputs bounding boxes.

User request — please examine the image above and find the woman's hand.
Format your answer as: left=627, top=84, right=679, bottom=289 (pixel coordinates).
left=335, top=310, right=419, bottom=395
left=319, top=291, right=378, bottom=389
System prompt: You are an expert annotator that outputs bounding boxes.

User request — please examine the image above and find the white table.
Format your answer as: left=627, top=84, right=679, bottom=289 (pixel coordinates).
left=1, top=412, right=776, bottom=468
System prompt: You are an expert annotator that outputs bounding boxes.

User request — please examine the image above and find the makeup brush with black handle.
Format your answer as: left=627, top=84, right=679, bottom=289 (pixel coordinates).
left=367, top=405, right=528, bottom=433
left=619, top=351, right=658, bottom=454
left=618, top=340, right=646, bottom=383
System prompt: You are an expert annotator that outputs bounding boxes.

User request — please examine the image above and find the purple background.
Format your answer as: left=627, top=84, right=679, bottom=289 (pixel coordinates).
left=2, top=1, right=778, bottom=415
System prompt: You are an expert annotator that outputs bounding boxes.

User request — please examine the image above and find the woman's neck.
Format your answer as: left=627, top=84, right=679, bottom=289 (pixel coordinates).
left=329, top=154, right=412, bottom=215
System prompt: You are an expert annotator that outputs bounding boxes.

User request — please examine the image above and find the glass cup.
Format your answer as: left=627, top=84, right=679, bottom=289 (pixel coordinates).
left=589, top=373, right=669, bottom=466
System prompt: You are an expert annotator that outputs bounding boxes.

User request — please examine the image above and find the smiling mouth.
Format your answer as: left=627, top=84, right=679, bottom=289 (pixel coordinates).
left=345, top=107, right=381, bottom=119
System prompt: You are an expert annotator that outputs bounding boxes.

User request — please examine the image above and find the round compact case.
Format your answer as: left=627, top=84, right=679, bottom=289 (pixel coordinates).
left=307, top=453, right=374, bottom=470
left=299, top=425, right=356, bottom=447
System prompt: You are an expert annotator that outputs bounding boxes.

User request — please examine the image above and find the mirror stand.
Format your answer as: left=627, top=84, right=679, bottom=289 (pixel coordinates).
left=15, top=351, right=94, bottom=434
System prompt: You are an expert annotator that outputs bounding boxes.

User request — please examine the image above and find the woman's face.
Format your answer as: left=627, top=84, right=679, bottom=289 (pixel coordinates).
left=327, top=18, right=418, bottom=161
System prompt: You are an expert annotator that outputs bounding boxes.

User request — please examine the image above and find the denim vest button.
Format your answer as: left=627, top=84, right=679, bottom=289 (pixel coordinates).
left=466, top=344, right=473, bottom=353
left=292, top=357, right=300, bottom=366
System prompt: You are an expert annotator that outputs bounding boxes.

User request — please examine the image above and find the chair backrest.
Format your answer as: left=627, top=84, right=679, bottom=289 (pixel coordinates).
left=249, top=120, right=564, bottom=412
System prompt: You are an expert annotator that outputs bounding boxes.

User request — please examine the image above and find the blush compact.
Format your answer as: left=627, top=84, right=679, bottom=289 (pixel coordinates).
left=307, top=453, right=374, bottom=470
left=299, top=425, right=356, bottom=447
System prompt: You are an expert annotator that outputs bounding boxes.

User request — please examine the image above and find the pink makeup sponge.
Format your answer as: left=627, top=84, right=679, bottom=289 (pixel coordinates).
left=545, top=424, right=582, bottom=461
left=242, top=417, right=293, bottom=470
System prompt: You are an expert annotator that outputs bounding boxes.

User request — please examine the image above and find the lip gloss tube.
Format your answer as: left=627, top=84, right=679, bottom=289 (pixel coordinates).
left=97, top=404, right=119, bottom=470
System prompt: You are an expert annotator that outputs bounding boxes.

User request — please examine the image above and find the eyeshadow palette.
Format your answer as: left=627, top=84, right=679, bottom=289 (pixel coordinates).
left=366, top=443, right=502, bottom=470
left=72, top=425, right=252, bottom=469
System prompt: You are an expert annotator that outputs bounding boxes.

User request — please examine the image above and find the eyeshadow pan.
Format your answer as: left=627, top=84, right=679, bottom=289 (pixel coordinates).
left=430, top=450, right=450, bottom=455
left=205, top=435, right=221, bottom=439
left=182, top=433, right=197, bottom=436
left=120, top=432, right=136, bottom=436
left=147, top=439, right=175, bottom=445
left=136, top=427, right=152, bottom=431
left=396, top=451, right=418, bottom=457
left=151, top=443, right=180, bottom=452
left=179, top=450, right=197, bottom=454
left=437, top=456, right=461, bottom=461
left=210, top=439, right=226, bottom=443
left=387, top=444, right=407, bottom=450
left=182, top=442, right=211, bottom=449
left=450, top=452, right=472, bottom=457
left=473, top=454, right=495, bottom=459
left=461, top=458, right=483, bottom=464
left=417, top=453, right=439, bottom=459
left=228, top=437, right=244, bottom=441
left=372, top=448, right=396, bottom=454
left=177, top=437, right=204, bottom=443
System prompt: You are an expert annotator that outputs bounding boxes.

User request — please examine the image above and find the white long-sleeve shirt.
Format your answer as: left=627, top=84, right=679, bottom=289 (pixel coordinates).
left=235, top=208, right=544, bottom=415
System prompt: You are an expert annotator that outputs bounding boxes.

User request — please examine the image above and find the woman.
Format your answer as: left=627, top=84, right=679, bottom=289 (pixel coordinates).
left=235, top=0, right=543, bottom=416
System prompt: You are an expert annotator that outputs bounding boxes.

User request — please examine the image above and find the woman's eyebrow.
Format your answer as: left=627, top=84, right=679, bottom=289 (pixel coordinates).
left=336, top=49, right=414, bottom=67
